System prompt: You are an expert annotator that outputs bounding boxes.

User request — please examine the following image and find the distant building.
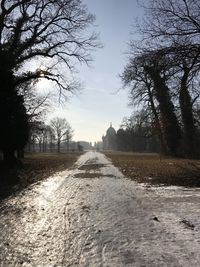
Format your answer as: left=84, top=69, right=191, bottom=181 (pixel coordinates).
left=102, top=123, right=117, bottom=150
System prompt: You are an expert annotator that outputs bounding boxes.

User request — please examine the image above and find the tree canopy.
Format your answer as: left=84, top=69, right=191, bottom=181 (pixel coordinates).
left=0, top=0, right=99, bottom=88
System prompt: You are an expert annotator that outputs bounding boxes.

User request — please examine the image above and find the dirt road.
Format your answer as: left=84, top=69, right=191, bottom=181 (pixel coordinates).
left=0, top=151, right=200, bottom=266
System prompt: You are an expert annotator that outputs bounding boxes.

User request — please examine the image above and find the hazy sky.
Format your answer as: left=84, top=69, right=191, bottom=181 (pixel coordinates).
left=47, top=0, right=144, bottom=143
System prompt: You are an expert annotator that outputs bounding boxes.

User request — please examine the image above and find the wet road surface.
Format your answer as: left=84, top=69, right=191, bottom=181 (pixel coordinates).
left=0, top=151, right=200, bottom=266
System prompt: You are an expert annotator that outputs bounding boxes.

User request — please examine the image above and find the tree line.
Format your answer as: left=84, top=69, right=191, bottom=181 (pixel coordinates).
left=116, top=112, right=159, bottom=153
left=121, top=0, right=200, bottom=158
left=27, top=117, right=74, bottom=154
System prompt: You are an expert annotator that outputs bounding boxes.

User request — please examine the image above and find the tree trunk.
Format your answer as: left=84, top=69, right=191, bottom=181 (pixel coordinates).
left=57, top=140, right=60, bottom=153
left=180, top=68, right=199, bottom=158
left=148, top=85, right=167, bottom=154
left=145, top=66, right=181, bottom=156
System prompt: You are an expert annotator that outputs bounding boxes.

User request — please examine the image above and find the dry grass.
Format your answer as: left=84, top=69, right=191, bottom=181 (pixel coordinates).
left=0, top=152, right=81, bottom=198
left=104, top=152, right=200, bottom=187
left=19, top=152, right=82, bottom=186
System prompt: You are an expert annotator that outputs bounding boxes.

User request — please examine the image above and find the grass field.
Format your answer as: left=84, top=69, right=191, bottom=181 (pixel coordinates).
left=104, top=152, right=200, bottom=187
left=19, top=152, right=82, bottom=186
left=0, top=152, right=81, bottom=198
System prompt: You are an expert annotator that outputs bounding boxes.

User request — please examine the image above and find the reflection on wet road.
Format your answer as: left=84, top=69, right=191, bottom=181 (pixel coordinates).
left=0, top=151, right=200, bottom=266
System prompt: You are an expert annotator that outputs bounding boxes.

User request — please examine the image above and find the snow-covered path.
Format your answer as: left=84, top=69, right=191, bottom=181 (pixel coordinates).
left=0, top=151, right=200, bottom=266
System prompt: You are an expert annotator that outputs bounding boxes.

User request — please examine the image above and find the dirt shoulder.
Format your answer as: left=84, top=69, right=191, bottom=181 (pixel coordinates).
left=104, top=151, right=200, bottom=187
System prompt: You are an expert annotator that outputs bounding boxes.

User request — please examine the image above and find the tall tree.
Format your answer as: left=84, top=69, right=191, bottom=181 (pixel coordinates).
left=121, top=54, right=167, bottom=153
left=122, top=0, right=200, bottom=157
left=0, top=0, right=99, bottom=165
left=143, top=57, right=181, bottom=156
left=139, top=0, right=200, bottom=157
left=175, top=46, right=200, bottom=157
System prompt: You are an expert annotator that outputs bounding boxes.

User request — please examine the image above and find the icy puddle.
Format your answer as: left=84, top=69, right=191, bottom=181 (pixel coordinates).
left=0, top=151, right=200, bottom=266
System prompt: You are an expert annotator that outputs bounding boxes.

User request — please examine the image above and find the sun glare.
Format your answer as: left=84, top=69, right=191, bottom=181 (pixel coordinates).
left=36, top=77, right=52, bottom=95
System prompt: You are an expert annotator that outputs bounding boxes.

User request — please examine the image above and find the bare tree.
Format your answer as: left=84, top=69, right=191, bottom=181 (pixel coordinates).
left=121, top=0, right=200, bottom=157
left=50, top=117, right=73, bottom=153
left=0, top=0, right=99, bottom=165
left=137, top=0, right=200, bottom=157
left=121, top=50, right=180, bottom=155
left=28, top=121, right=47, bottom=152
left=19, top=81, right=50, bottom=122
left=117, top=111, right=159, bottom=153
left=0, top=0, right=99, bottom=85
left=140, top=0, right=200, bottom=43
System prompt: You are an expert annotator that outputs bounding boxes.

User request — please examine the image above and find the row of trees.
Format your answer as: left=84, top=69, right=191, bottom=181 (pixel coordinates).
left=0, top=0, right=99, bottom=166
left=28, top=117, right=73, bottom=154
left=122, top=0, right=200, bottom=158
left=116, top=112, right=159, bottom=153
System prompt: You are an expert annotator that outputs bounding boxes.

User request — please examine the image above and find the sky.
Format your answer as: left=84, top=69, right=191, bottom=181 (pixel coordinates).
left=46, top=0, right=144, bottom=143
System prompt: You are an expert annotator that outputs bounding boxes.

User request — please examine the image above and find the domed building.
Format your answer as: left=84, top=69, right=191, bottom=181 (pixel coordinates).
left=102, top=123, right=117, bottom=150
